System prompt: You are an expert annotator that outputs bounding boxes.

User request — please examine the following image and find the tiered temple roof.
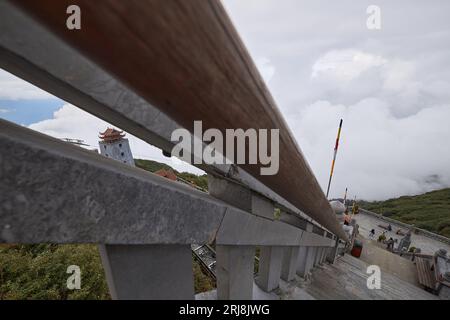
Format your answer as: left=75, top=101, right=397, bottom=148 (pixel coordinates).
left=99, top=128, right=125, bottom=143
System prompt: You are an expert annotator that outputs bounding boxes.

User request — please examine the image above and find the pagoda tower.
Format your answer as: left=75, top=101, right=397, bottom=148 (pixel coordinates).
left=98, top=128, right=135, bottom=167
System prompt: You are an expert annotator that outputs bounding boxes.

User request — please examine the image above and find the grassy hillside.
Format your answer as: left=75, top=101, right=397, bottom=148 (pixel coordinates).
left=134, top=158, right=174, bottom=172
left=359, top=188, right=450, bottom=237
left=134, top=158, right=208, bottom=191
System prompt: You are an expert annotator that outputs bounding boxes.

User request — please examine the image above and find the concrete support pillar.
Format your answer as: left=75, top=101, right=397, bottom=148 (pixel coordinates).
left=318, top=231, right=328, bottom=265
left=316, top=247, right=323, bottom=265
left=281, top=246, right=300, bottom=281
left=216, top=245, right=255, bottom=300
left=298, top=223, right=316, bottom=276
left=305, top=246, right=317, bottom=272
left=209, top=174, right=281, bottom=297
left=99, top=244, right=194, bottom=300
left=256, top=246, right=284, bottom=292
left=313, top=247, right=322, bottom=267
left=296, top=246, right=309, bottom=278
left=314, top=247, right=323, bottom=267
left=319, top=247, right=328, bottom=265
left=327, top=237, right=340, bottom=264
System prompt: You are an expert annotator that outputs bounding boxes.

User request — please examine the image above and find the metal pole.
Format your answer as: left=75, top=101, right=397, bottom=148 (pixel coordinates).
left=326, top=119, right=343, bottom=198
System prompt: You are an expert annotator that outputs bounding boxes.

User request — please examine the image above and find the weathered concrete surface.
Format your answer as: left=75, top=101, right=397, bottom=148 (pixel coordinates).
left=313, top=247, right=322, bottom=267
left=216, top=245, right=255, bottom=300
left=256, top=246, right=284, bottom=292
left=0, top=119, right=225, bottom=244
left=355, top=212, right=450, bottom=255
left=281, top=247, right=300, bottom=281
left=210, top=175, right=334, bottom=247
left=99, top=244, right=194, bottom=299
left=304, top=247, right=317, bottom=274
left=296, top=247, right=309, bottom=277
left=252, top=194, right=276, bottom=220
left=216, top=208, right=333, bottom=246
left=0, top=119, right=336, bottom=247
left=319, top=248, right=328, bottom=265
left=216, top=208, right=301, bottom=246
left=326, top=238, right=340, bottom=264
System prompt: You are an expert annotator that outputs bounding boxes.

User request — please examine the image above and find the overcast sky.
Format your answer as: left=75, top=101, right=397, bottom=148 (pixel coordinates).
left=1, top=0, right=450, bottom=201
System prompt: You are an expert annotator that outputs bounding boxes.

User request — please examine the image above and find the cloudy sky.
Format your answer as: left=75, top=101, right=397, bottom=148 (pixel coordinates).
left=1, top=0, right=450, bottom=201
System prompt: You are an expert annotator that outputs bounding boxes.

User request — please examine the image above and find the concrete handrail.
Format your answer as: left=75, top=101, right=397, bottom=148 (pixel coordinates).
left=9, top=0, right=346, bottom=240
left=0, top=1, right=345, bottom=299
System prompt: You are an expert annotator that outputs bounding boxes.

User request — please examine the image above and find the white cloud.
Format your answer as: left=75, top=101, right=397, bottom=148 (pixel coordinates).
left=382, top=60, right=416, bottom=91
left=312, top=49, right=386, bottom=81
left=288, top=98, right=450, bottom=200
left=255, top=57, right=276, bottom=83
left=5, top=0, right=450, bottom=201
left=0, top=108, right=11, bottom=113
left=28, top=104, right=204, bottom=175
left=0, top=69, right=53, bottom=100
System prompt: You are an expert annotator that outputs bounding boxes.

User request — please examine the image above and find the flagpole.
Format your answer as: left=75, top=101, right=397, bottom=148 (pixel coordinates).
left=326, top=119, right=343, bottom=199
left=343, top=187, right=348, bottom=210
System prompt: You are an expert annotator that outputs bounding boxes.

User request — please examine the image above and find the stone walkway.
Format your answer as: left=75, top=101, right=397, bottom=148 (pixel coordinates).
left=354, top=212, right=450, bottom=255
left=196, top=252, right=438, bottom=300
left=288, top=254, right=437, bottom=300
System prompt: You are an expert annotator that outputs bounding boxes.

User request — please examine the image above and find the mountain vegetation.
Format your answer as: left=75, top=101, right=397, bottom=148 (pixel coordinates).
left=134, top=158, right=208, bottom=190
left=359, top=188, right=450, bottom=238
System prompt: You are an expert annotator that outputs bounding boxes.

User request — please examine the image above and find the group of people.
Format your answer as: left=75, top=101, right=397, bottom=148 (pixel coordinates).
left=368, top=228, right=396, bottom=251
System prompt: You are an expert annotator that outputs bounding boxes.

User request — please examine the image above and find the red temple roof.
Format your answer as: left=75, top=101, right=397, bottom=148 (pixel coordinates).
left=99, top=128, right=125, bottom=142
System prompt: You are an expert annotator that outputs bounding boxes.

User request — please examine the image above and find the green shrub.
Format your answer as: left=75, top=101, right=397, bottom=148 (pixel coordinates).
left=0, top=244, right=216, bottom=299
left=192, top=259, right=215, bottom=293
left=0, top=244, right=109, bottom=300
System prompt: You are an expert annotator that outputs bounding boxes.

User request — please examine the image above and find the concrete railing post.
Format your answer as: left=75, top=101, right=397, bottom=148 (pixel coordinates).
left=208, top=175, right=258, bottom=299
left=322, top=247, right=330, bottom=264
left=256, top=246, right=284, bottom=291
left=296, top=246, right=309, bottom=278
left=314, top=247, right=322, bottom=266
left=297, top=223, right=316, bottom=278
left=99, top=244, right=194, bottom=300
left=307, top=246, right=318, bottom=270
left=327, top=237, right=340, bottom=264
left=216, top=245, right=255, bottom=300
left=318, top=231, right=328, bottom=265
left=281, top=246, right=300, bottom=281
